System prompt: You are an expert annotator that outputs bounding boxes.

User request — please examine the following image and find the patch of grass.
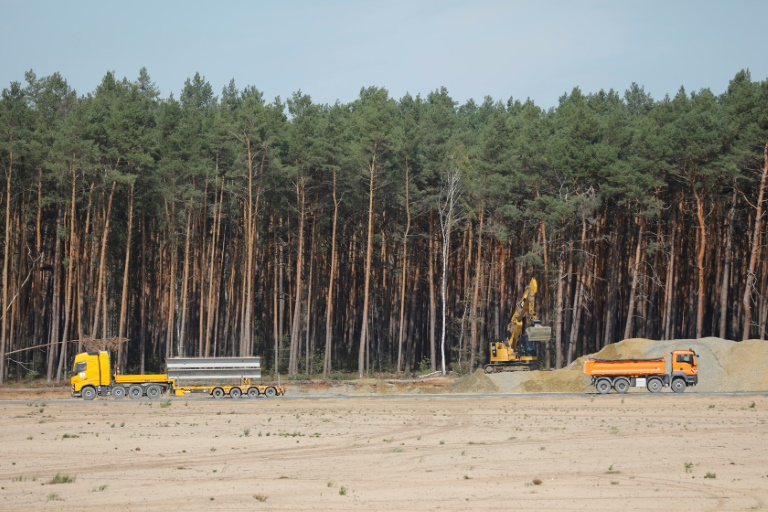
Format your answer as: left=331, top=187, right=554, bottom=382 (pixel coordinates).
left=339, top=486, right=347, bottom=496
left=611, top=480, right=620, bottom=485
left=253, top=494, right=268, bottom=502
left=704, top=472, right=717, bottom=479
left=160, top=400, right=172, bottom=408
left=750, top=401, right=756, bottom=409
left=243, top=427, right=251, bottom=437
left=684, top=462, right=694, bottom=473
left=11, top=475, right=26, bottom=482
left=606, top=465, right=620, bottom=475
left=62, top=434, right=80, bottom=439
left=49, top=473, right=76, bottom=484
left=47, top=493, right=62, bottom=501
left=92, top=485, right=108, bottom=492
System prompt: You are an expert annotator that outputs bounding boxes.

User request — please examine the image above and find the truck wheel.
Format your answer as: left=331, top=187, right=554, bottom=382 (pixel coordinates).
left=596, top=378, right=612, bottom=394
left=484, top=365, right=495, bottom=374
left=212, top=387, right=225, bottom=399
left=671, top=378, right=686, bottom=393
left=247, top=387, right=259, bottom=398
left=82, top=386, right=97, bottom=401
left=128, top=385, right=143, bottom=399
left=112, top=385, right=126, bottom=399
left=613, top=378, right=630, bottom=394
left=265, top=387, right=277, bottom=398
left=146, top=385, right=162, bottom=400
left=229, top=387, right=242, bottom=399
left=647, top=378, right=663, bottom=394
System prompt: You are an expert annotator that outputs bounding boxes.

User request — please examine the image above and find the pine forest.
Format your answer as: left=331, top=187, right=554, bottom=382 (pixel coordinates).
left=1, top=68, right=767, bottom=384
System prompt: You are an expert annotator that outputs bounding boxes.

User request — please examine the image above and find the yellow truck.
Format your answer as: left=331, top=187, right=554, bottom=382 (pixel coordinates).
left=70, top=350, right=285, bottom=400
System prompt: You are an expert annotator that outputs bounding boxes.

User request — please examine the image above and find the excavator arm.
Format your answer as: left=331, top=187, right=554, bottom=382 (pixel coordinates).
left=506, top=278, right=539, bottom=353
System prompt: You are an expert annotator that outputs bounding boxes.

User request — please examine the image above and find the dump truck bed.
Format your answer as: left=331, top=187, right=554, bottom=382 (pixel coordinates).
left=584, top=356, right=666, bottom=377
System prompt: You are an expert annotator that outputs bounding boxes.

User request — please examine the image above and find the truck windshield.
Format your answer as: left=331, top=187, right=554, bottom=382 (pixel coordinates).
left=74, top=361, right=86, bottom=373
left=676, top=354, right=693, bottom=364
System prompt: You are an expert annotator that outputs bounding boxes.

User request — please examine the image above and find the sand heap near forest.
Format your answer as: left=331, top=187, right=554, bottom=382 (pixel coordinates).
left=451, top=337, right=768, bottom=394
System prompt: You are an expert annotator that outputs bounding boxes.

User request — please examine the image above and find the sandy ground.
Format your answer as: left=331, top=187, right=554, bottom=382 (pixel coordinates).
left=1, top=391, right=767, bottom=511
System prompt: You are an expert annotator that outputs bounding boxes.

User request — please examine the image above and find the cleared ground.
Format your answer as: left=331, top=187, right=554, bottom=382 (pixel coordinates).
left=1, top=393, right=767, bottom=511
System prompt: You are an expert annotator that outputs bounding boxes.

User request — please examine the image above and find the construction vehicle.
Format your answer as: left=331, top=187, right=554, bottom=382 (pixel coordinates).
left=484, top=278, right=552, bottom=373
left=584, top=349, right=699, bottom=394
left=70, top=350, right=285, bottom=400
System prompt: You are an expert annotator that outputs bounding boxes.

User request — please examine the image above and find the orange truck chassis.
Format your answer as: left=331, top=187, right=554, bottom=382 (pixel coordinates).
left=584, top=349, right=699, bottom=394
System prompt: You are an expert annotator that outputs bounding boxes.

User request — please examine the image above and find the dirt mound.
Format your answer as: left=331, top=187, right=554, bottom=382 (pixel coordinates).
left=452, top=337, right=768, bottom=394
left=450, top=369, right=500, bottom=393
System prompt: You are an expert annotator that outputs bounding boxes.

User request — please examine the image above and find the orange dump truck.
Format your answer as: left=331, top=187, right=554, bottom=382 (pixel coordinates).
left=584, top=349, right=698, bottom=394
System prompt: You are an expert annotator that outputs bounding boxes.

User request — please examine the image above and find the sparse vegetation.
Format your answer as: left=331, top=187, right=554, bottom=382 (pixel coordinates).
left=49, top=474, right=76, bottom=484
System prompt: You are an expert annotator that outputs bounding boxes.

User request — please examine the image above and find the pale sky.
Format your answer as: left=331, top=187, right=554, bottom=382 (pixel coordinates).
left=2, top=0, right=766, bottom=108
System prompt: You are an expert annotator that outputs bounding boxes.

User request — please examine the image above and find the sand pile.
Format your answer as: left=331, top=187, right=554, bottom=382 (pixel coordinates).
left=450, top=369, right=500, bottom=393
left=452, top=337, right=768, bottom=394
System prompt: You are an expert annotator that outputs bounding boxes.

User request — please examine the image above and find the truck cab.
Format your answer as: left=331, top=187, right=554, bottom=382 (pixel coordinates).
left=70, top=351, right=111, bottom=400
left=670, top=349, right=698, bottom=387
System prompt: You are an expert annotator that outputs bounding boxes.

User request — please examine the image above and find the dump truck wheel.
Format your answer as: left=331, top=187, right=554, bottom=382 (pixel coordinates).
left=128, top=385, right=143, bottom=399
left=112, top=385, right=126, bottom=399
left=613, top=378, right=630, bottom=394
left=265, top=387, right=277, bottom=398
left=647, top=378, right=663, bottom=394
left=671, top=378, right=686, bottom=393
left=229, top=387, right=242, bottom=399
left=212, top=387, right=225, bottom=399
left=596, top=378, right=612, bottom=394
left=82, top=386, right=97, bottom=401
left=247, top=387, right=259, bottom=398
left=146, top=385, right=162, bottom=400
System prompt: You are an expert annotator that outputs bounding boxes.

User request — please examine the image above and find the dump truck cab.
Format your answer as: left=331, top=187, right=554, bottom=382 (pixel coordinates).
left=670, top=349, right=698, bottom=388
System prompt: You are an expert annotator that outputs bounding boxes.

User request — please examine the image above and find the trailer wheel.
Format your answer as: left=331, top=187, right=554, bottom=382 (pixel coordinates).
left=647, top=378, right=663, bottom=394
left=247, top=387, right=259, bottom=398
left=212, top=387, right=225, bottom=399
left=128, top=385, right=143, bottom=399
left=265, top=387, right=277, bottom=398
left=595, top=378, right=612, bottom=394
left=613, top=378, right=630, bottom=394
left=146, top=385, right=162, bottom=400
left=229, top=387, right=242, bottom=399
left=112, top=385, right=126, bottom=399
left=671, top=378, right=686, bottom=393
left=82, top=386, right=97, bottom=401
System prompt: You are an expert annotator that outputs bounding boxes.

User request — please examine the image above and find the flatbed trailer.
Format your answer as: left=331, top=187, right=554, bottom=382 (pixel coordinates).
left=70, top=351, right=284, bottom=400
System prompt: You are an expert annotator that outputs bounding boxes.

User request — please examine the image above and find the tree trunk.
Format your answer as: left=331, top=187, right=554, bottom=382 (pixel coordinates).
left=742, top=143, right=768, bottom=340
left=117, top=184, right=134, bottom=367
left=324, top=167, right=340, bottom=377
left=470, top=206, right=485, bottom=371
left=719, top=184, right=738, bottom=339
left=90, top=180, right=116, bottom=341
left=1, top=143, right=14, bottom=384
left=396, top=159, right=411, bottom=373
left=623, top=216, right=644, bottom=340
left=289, top=176, right=306, bottom=375
left=358, top=144, right=377, bottom=378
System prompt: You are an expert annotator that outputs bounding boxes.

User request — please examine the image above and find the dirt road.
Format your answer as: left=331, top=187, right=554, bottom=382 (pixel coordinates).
left=1, top=393, right=766, bottom=511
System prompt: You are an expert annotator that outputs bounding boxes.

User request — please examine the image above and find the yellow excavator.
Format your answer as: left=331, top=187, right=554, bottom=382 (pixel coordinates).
left=484, top=278, right=552, bottom=373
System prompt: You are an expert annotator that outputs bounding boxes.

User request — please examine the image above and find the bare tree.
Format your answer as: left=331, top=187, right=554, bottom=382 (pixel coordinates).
left=437, top=148, right=465, bottom=375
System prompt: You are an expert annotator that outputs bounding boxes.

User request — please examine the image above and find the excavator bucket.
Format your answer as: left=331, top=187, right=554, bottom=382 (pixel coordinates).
left=526, top=325, right=552, bottom=342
